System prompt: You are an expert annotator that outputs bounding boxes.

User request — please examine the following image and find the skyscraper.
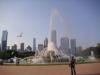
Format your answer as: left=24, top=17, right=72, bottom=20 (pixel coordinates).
left=1, top=30, right=8, bottom=50
left=0, top=44, right=1, bottom=51
left=60, top=37, right=69, bottom=54
left=38, top=44, right=43, bottom=51
left=44, top=37, right=48, bottom=48
left=33, top=38, right=36, bottom=51
left=51, top=30, right=57, bottom=47
left=12, top=44, right=17, bottom=50
left=70, top=39, right=76, bottom=55
left=20, top=43, right=24, bottom=51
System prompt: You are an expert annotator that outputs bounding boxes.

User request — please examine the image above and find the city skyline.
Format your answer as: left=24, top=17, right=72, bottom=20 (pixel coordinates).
left=0, top=0, right=100, bottom=49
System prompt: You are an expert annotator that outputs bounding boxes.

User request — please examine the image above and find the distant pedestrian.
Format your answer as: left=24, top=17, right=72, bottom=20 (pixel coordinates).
left=69, top=56, right=76, bottom=75
left=16, top=57, right=20, bottom=66
left=0, top=59, right=3, bottom=65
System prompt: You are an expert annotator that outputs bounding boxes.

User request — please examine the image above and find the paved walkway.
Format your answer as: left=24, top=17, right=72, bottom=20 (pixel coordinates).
left=0, top=63, right=100, bottom=75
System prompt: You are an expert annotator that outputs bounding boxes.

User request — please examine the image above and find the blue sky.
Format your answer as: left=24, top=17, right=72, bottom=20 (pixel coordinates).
left=0, top=0, right=100, bottom=49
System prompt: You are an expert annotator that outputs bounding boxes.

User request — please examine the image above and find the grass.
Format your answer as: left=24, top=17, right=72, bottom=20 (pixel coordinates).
left=1, top=61, right=99, bottom=66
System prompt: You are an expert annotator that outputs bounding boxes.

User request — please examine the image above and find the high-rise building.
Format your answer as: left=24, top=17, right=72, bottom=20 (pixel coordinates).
left=44, top=37, right=48, bottom=48
left=12, top=44, right=17, bottom=50
left=38, top=44, right=43, bottom=51
left=20, top=43, right=24, bottom=51
left=0, top=44, right=1, bottom=51
left=60, top=37, right=69, bottom=54
left=70, top=39, right=76, bottom=55
left=1, top=30, right=8, bottom=50
left=51, top=30, right=57, bottom=47
left=33, top=38, right=36, bottom=51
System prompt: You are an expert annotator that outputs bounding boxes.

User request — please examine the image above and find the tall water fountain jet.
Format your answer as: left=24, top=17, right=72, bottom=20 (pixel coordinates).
left=47, top=9, right=61, bottom=62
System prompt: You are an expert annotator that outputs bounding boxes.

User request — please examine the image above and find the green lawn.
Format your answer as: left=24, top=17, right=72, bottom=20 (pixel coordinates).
left=1, top=62, right=99, bottom=66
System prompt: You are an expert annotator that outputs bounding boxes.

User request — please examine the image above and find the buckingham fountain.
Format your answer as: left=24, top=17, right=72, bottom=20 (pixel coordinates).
left=31, top=9, right=69, bottom=64
left=19, top=9, right=69, bottom=64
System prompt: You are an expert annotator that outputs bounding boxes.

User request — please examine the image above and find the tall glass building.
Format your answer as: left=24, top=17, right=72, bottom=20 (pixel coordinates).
left=60, top=37, right=69, bottom=55
left=51, top=30, right=57, bottom=47
left=1, top=30, right=8, bottom=50
left=44, top=37, right=48, bottom=48
left=70, top=39, right=76, bottom=55
left=33, top=38, right=36, bottom=51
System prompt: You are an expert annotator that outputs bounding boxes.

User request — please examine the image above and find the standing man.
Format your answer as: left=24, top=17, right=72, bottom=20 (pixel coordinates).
left=69, top=56, right=76, bottom=75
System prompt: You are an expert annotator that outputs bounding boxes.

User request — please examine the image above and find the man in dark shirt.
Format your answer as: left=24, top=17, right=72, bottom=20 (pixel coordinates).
left=69, top=56, right=76, bottom=75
